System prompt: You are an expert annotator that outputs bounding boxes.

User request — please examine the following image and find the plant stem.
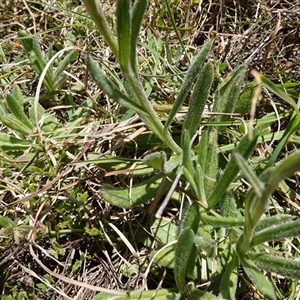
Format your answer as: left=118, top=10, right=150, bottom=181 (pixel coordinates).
left=124, top=66, right=182, bottom=153
left=82, top=0, right=118, bottom=57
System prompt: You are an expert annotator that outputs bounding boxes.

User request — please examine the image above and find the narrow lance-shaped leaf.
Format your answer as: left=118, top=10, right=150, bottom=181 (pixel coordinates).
left=87, top=57, right=181, bottom=154
left=185, top=244, right=198, bottom=279
left=260, top=74, right=300, bottom=167
left=94, top=288, right=180, bottom=300
left=181, top=202, right=201, bottom=234
left=194, top=164, right=206, bottom=204
left=82, top=0, right=118, bottom=56
left=202, top=214, right=245, bottom=227
left=198, top=129, right=208, bottom=168
left=164, top=40, right=213, bottom=132
left=234, top=83, right=256, bottom=115
left=260, top=74, right=300, bottom=114
left=117, top=0, right=131, bottom=71
left=266, top=149, right=300, bottom=192
left=237, top=214, right=292, bottom=254
left=248, top=150, right=300, bottom=230
left=174, top=227, right=195, bottom=292
left=45, top=45, right=54, bottom=80
left=163, top=0, right=185, bottom=51
left=239, top=253, right=276, bottom=300
left=131, top=0, right=147, bottom=74
left=18, top=31, right=54, bottom=91
left=182, top=61, right=214, bottom=143
left=221, top=67, right=246, bottom=117
left=86, top=56, right=145, bottom=115
left=12, top=85, right=23, bottom=107
left=267, top=114, right=299, bottom=168
left=251, top=218, right=300, bottom=246
left=0, top=114, right=32, bottom=136
left=181, top=129, right=194, bottom=174
left=237, top=188, right=259, bottom=253
left=234, top=153, right=264, bottom=198
left=249, top=252, right=300, bottom=279
left=219, top=251, right=239, bottom=300
left=203, top=129, right=218, bottom=197
left=211, top=65, right=247, bottom=124
left=18, top=31, right=47, bottom=74
left=254, top=214, right=292, bottom=232
left=6, top=89, right=34, bottom=130
left=240, top=167, right=274, bottom=250
left=0, top=133, right=33, bottom=151
left=207, top=128, right=259, bottom=208
left=220, top=74, right=245, bottom=121
left=54, top=50, right=78, bottom=80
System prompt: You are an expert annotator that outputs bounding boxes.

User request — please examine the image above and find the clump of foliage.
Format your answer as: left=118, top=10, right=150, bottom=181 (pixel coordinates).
left=1, top=0, right=300, bottom=299
left=82, top=1, right=300, bottom=299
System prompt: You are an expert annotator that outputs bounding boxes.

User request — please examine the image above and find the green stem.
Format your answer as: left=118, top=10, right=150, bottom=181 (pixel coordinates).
left=124, top=66, right=182, bottom=153
left=82, top=0, right=118, bottom=57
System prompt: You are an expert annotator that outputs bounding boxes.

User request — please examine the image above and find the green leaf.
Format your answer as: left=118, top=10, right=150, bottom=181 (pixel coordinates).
left=181, top=129, right=194, bottom=174
left=234, top=83, right=256, bottom=115
left=260, top=74, right=300, bottom=115
left=201, top=214, right=244, bottom=227
left=219, top=250, right=239, bottom=300
left=193, top=231, right=215, bottom=249
left=251, top=219, right=300, bottom=246
left=151, top=218, right=178, bottom=244
left=239, top=253, right=276, bottom=300
left=174, top=227, right=195, bottom=292
left=254, top=214, right=292, bottom=232
left=207, top=129, right=259, bottom=208
left=86, top=56, right=145, bottom=115
left=18, top=31, right=47, bottom=73
left=194, top=164, right=206, bottom=204
left=54, top=50, right=78, bottom=82
left=212, top=65, right=247, bottom=124
left=143, top=152, right=182, bottom=174
left=234, top=152, right=264, bottom=198
left=0, top=133, right=33, bottom=151
left=203, top=130, right=218, bottom=197
left=265, top=150, right=300, bottom=195
left=153, top=245, right=176, bottom=268
left=12, top=84, right=23, bottom=107
left=143, top=151, right=167, bottom=171
left=260, top=75, right=300, bottom=167
left=28, top=101, right=59, bottom=132
left=131, top=0, right=147, bottom=74
left=182, top=62, right=214, bottom=140
left=249, top=252, right=300, bottom=279
left=0, top=216, right=14, bottom=228
left=93, top=288, right=180, bottom=300
left=0, top=114, right=33, bottom=136
left=6, top=92, right=34, bottom=130
left=117, top=0, right=131, bottom=71
left=102, top=174, right=171, bottom=208
left=82, top=0, right=118, bottom=56
left=164, top=40, right=213, bottom=131
left=197, top=129, right=208, bottom=168
left=243, top=150, right=300, bottom=244
left=185, top=244, right=199, bottom=279
left=18, top=31, right=54, bottom=91
left=163, top=0, right=185, bottom=51
left=189, top=289, right=218, bottom=300
left=182, top=202, right=200, bottom=234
